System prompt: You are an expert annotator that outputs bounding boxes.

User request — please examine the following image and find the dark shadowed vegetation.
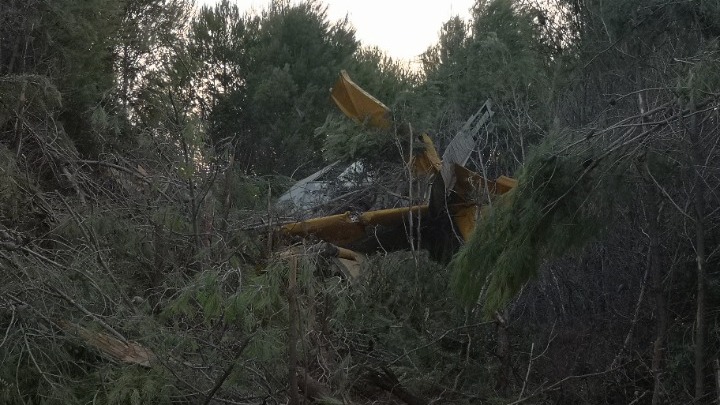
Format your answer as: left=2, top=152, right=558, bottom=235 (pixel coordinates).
left=1, top=0, right=719, bottom=403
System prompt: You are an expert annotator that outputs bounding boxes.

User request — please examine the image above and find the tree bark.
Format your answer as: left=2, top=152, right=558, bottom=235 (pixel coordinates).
left=495, top=310, right=512, bottom=396
left=714, top=359, right=720, bottom=405
left=296, top=367, right=330, bottom=401
left=688, top=94, right=707, bottom=402
left=639, top=90, right=669, bottom=405
left=648, top=201, right=667, bottom=405
left=287, top=255, right=300, bottom=405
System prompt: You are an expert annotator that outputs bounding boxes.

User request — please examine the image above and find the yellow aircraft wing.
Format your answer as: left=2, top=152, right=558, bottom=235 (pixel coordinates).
left=330, top=70, right=392, bottom=129
left=282, top=205, right=428, bottom=248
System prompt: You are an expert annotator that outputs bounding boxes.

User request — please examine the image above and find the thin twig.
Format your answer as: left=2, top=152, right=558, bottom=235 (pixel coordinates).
left=55, top=191, right=131, bottom=309
left=47, top=285, right=128, bottom=344
left=0, top=303, right=16, bottom=350
left=507, top=362, right=629, bottom=405
left=23, top=327, right=57, bottom=389
left=202, top=333, right=255, bottom=405
left=518, top=342, right=534, bottom=400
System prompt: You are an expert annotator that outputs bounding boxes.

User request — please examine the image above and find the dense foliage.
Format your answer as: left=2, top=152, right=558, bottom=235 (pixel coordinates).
left=1, top=0, right=719, bottom=404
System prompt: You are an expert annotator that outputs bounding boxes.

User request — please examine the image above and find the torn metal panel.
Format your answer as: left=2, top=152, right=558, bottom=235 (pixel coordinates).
left=277, top=160, right=375, bottom=214
left=276, top=161, right=340, bottom=211
left=440, top=100, right=494, bottom=190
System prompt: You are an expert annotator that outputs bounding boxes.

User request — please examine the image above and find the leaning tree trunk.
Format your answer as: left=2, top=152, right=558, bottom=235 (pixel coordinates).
left=647, top=199, right=667, bottom=405
left=494, top=309, right=512, bottom=397
left=287, top=255, right=300, bottom=405
left=638, top=90, right=669, bottom=405
left=687, top=94, right=707, bottom=402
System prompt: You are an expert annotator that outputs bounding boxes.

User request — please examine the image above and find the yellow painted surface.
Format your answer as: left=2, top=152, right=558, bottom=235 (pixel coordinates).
left=330, top=70, right=392, bottom=129
left=447, top=166, right=517, bottom=240
left=451, top=204, right=478, bottom=241
left=411, top=133, right=442, bottom=175
left=281, top=212, right=366, bottom=246
left=453, top=165, right=518, bottom=202
left=359, top=205, right=428, bottom=226
left=336, top=246, right=364, bottom=262
left=495, top=175, right=518, bottom=194
left=282, top=205, right=429, bottom=247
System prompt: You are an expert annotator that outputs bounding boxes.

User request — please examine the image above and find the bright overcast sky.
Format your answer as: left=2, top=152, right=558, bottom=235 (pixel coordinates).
left=196, top=0, right=475, bottom=65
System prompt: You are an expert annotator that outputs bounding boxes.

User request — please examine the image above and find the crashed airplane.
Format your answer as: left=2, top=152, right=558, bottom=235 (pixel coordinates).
left=279, top=70, right=516, bottom=272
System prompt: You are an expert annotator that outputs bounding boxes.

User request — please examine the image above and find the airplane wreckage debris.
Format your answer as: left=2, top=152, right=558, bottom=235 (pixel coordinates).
left=278, top=70, right=516, bottom=274
left=62, top=72, right=516, bottom=368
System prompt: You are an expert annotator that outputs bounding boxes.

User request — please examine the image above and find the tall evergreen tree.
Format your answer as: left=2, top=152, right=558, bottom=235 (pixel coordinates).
left=419, top=0, right=551, bottom=175
left=188, top=0, right=358, bottom=176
